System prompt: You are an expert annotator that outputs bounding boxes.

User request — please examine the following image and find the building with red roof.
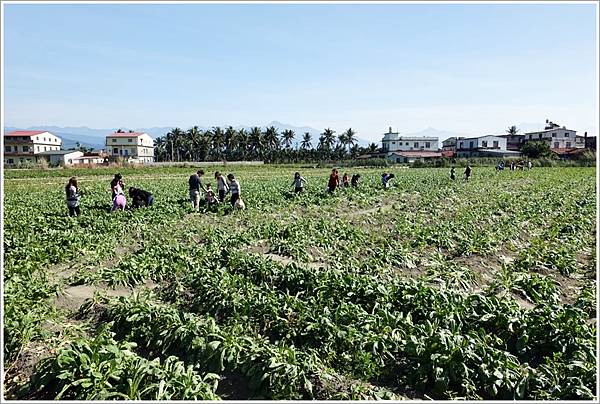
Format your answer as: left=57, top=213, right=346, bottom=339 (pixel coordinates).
left=4, top=130, right=62, bottom=166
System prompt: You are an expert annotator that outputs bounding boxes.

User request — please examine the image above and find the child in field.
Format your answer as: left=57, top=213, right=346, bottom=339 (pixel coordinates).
left=227, top=174, right=241, bottom=207
left=351, top=174, right=360, bottom=187
left=292, top=172, right=307, bottom=193
left=65, top=177, right=82, bottom=217
left=111, top=181, right=126, bottom=212
left=450, top=167, right=456, bottom=180
left=205, top=184, right=217, bottom=205
left=342, top=173, right=349, bottom=187
left=110, top=173, right=124, bottom=199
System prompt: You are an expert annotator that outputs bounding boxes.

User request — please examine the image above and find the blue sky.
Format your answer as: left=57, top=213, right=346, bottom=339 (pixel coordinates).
left=3, top=2, right=598, bottom=141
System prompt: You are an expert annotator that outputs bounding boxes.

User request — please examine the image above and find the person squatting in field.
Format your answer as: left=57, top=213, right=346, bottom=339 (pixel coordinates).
left=214, top=171, right=229, bottom=202
left=65, top=177, right=82, bottom=217
left=189, top=170, right=207, bottom=211
left=292, top=172, right=308, bottom=193
left=129, top=187, right=154, bottom=208
left=351, top=173, right=360, bottom=187
left=327, top=169, right=339, bottom=193
left=205, top=184, right=217, bottom=205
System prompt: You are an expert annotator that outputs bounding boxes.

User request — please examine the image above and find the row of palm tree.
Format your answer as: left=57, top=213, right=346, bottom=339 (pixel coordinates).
left=154, top=126, right=379, bottom=162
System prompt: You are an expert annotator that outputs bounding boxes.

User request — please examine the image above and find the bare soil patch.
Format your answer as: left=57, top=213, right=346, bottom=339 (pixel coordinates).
left=3, top=342, right=54, bottom=399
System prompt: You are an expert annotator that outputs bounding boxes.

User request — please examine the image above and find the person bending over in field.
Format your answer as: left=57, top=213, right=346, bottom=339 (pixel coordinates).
left=342, top=173, right=350, bottom=188
left=382, top=173, right=395, bottom=189
left=65, top=177, right=82, bottom=217
left=327, top=169, right=339, bottom=193
left=464, top=164, right=472, bottom=181
left=111, top=181, right=126, bottom=212
left=189, top=170, right=207, bottom=211
left=227, top=174, right=241, bottom=207
left=110, top=173, right=124, bottom=199
left=292, top=172, right=307, bottom=193
left=450, top=166, right=456, bottom=180
left=215, top=171, right=229, bottom=202
left=129, top=187, right=154, bottom=208
left=351, top=174, right=360, bottom=187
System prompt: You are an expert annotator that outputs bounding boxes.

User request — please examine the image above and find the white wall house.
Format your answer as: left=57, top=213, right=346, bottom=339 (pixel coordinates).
left=38, top=150, right=84, bottom=166
left=524, top=124, right=582, bottom=149
left=381, top=127, right=439, bottom=152
left=4, top=130, right=62, bottom=166
left=456, top=135, right=521, bottom=158
left=105, top=132, right=155, bottom=163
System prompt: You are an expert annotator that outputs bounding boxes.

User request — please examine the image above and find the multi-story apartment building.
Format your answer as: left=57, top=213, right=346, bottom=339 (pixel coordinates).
left=523, top=120, right=583, bottom=149
left=381, top=127, right=439, bottom=152
left=4, top=130, right=62, bottom=166
left=105, top=131, right=155, bottom=163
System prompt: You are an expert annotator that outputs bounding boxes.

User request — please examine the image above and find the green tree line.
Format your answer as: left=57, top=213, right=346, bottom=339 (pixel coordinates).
left=154, top=126, right=379, bottom=163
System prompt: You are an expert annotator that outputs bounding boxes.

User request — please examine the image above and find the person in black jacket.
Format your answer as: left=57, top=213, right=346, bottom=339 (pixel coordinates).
left=129, top=187, right=154, bottom=208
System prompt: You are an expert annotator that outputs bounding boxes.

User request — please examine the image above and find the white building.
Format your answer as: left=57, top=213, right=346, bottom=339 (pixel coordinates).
left=524, top=120, right=583, bottom=149
left=456, top=135, right=521, bottom=158
left=38, top=150, right=84, bottom=166
left=75, top=152, right=108, bottom=165
left=4, top=130, right=62, bottom=166
left=105, top=132, right=155, bottom=163
left=381, top=127, right=439, bottom=153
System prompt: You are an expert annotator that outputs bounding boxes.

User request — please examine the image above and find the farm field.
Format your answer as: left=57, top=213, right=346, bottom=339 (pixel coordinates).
left=2, top=165, right=597, bottom=400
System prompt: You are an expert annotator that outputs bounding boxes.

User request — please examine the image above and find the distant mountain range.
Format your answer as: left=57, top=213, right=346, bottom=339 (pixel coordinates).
left=3, top=121, right=373, bottom=150
left=7, top=123, right=592, bottom=151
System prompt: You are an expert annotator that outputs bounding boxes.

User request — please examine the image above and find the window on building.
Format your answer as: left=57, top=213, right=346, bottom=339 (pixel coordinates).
left=529, top=135, right=532, bottom=140
left=565, top=132, right=570, bottom=137
left=405, top=142, right=408, bottom=146
left=112, top=139, right=117, bottom=143
left=392, top=141, right=396, bottom=144
left=36, top=146, right=40, bottom=152
left=459, top=142, right=464, bottom=149
left=566, top=142, right=571, bottom=148
left=414, top=142, right=419, bottom=148
left=44, top=146, right=47, bottom=151
left=493, top=141, right=499, bottom=148
left=8, top=158, right=14, bottom=164
left=538, top=134, right=542, bottom=139
left=552, top=133, right=556, bottom=137
left=23, top=146, right=29, bottom=152
left=43, top=137, right=46, bottom=142
left=36, top=137, right=39, bottom=141
left=482, top=141, right=488, bottom=148
left=425, top=142, right=430, bottom=148
left=469, top=141, right=474, bottom=149
left=554, top=142, right=559, bottom=148
left=113, top=148, right=118, bottom=154
left=5, top=146, right=11, bottom=152
left=128, top=139, right=133, bottom=143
